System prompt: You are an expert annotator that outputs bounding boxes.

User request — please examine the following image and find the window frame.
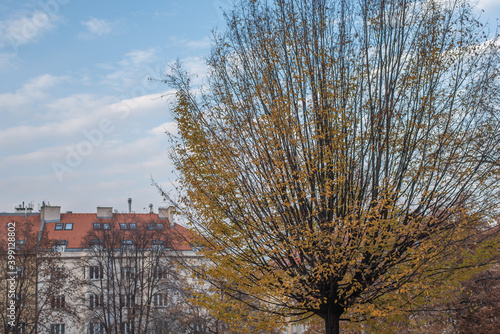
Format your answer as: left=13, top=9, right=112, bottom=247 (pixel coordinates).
left=52, top=240, right=67, bottom=253
left=50, top=296, right=65, bottom=309
left=64, top=223, right=73, bottom=230
left=119, top=293, right=135, bottom=308
left=152, top=293, right=168, bottom=307
left=15, top=240, right=25, bottom=250
left=152, top=266, right=167, bottom=280
left=152, top=240, right=165, bottom=252
left=89, top=265, right=103, bottom=280
left=50, top=324, right=65, bottom=334
left=15, top=266, right=27, bottom=278
left=120, top=240, right=134, bottom=251
left=88, top=323, right=103, bottom=334
left=121, top=266, right=135, bottom=280
left=55, top=223, right=63, bottom=230
left=89, top=293, right=104, bottom=310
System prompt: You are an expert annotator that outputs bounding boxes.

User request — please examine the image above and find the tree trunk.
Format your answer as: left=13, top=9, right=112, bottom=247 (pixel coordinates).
left=320, top=300, right=343, bottom=334
left=324, top=312, right=341, bottom=334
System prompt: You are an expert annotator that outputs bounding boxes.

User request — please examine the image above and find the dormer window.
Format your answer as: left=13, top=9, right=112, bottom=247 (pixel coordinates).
left=121, top=240, right=134, bottom=251
left=152, top=240, right=165, bottom=251
left=15, top=240, right=25, bottom=250
left=53, top=240, right=67, bottom=252
left=90, top=239, right=104, bottom=251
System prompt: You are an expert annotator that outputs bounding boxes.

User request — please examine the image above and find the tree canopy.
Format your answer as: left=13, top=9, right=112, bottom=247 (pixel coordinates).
left=165, top=0, right=500, bottom=333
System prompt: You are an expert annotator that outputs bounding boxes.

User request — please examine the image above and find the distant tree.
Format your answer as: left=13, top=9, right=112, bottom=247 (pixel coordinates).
left=163, top=0, right=500, bottom=333
left=182, top=279, right=285, bottom=334
left=336, top=228, right=500, bottom=334
left=0, top=217, right=79, bottom=334
left=452, top=263, right=500, bottom=334
left=78, top=214, right=191, bottom=334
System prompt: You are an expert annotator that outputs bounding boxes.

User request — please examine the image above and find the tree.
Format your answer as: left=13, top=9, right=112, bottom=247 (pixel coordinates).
left=0, top=217, right=79, bottom=334
left=78, top=214, right=192, bottom=334
left=164, top=0, right=500, bottom=333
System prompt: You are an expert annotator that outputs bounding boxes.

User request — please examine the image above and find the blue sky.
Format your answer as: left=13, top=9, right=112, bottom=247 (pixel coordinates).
left=0, top=0, right=499, bottom=214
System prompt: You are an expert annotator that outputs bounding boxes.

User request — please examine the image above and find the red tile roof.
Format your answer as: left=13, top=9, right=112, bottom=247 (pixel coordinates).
left=0, top=212, right=193, bottom=251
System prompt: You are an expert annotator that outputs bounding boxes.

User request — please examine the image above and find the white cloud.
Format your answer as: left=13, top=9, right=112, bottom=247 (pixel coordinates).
left=79, top=18, right=119, bottom=39
left=0, top=74, right=67, bottom=113
left=119, top=49, right=157, bottom=67
left=20, top=74, right=66, bottom=96
left=477, top=0, right=500, bottom=10
left=0, top=11, right=58, bottom=51
left=149, top=122, right=177, bottom=136
left=169, top=36, right=211, bottom=49
left=101, top=48, right=164, bottom=91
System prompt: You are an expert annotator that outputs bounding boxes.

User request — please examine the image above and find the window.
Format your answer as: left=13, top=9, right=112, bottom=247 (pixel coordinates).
left=88, top=323, right=103, bottom=334
left=121, top=266, right=135, bottom=280
left=93, top=223, right=101, bottom=230
left=55, top=223, right=63, bottom=230
left=50, top=296, right=65, bottom=309
left=89, top=293, right=103, bottom=310
left=147, top=223, right=155, bottom=230
left=89, top=266, right=103, bottom=280
left=53, top=240, right=67, bottom=252
left=15, top=240, right=25, bottom=250
left=152, top=293, right=168, bottom=307
left=193, top=322, right=205, bottom=334
left=120, top=322, right=133, bottom=334
left=119, top=223, right=128, bottom=230
left=156, top=223, right=164, bottom=230
left=152, top=240, right=165, bottom=251
left=90, top=239, right=103, bottom=251
left=120, top=294, right=135, bottom=308
left=152, top=266, right=167, bottom=280
left=51, top=267, right=65, bottom=280
left=121, top=240, right=134, bottom=251
left=153, top=320, right=168, bottom=334
left=103, top=223, right=110, bottom=230
left=50, top=324, right=65, bottom=334
left=64, top=223, right=73, bottom=230
left=129, top=223, right=137, bottom=229
left=15, top=266, right=26, bottom=278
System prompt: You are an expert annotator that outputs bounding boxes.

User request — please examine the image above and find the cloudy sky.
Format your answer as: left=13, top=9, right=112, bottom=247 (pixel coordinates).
left=0, top=0, right=499, bottom=214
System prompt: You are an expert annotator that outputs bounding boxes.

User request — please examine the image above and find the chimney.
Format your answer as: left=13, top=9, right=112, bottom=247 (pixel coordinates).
left=158, top=206, right=175, bottom=228
left=97, top=207, right=113, bottom=219
left=149, top=204, right=153, bottom=214
left=128, top=198, right=132, bottom=213
left=41, top=205, right=61, bottom=222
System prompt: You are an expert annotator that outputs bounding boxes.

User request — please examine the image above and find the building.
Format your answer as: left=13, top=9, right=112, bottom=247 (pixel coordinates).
left=1, top=204, right=201, bottom=334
